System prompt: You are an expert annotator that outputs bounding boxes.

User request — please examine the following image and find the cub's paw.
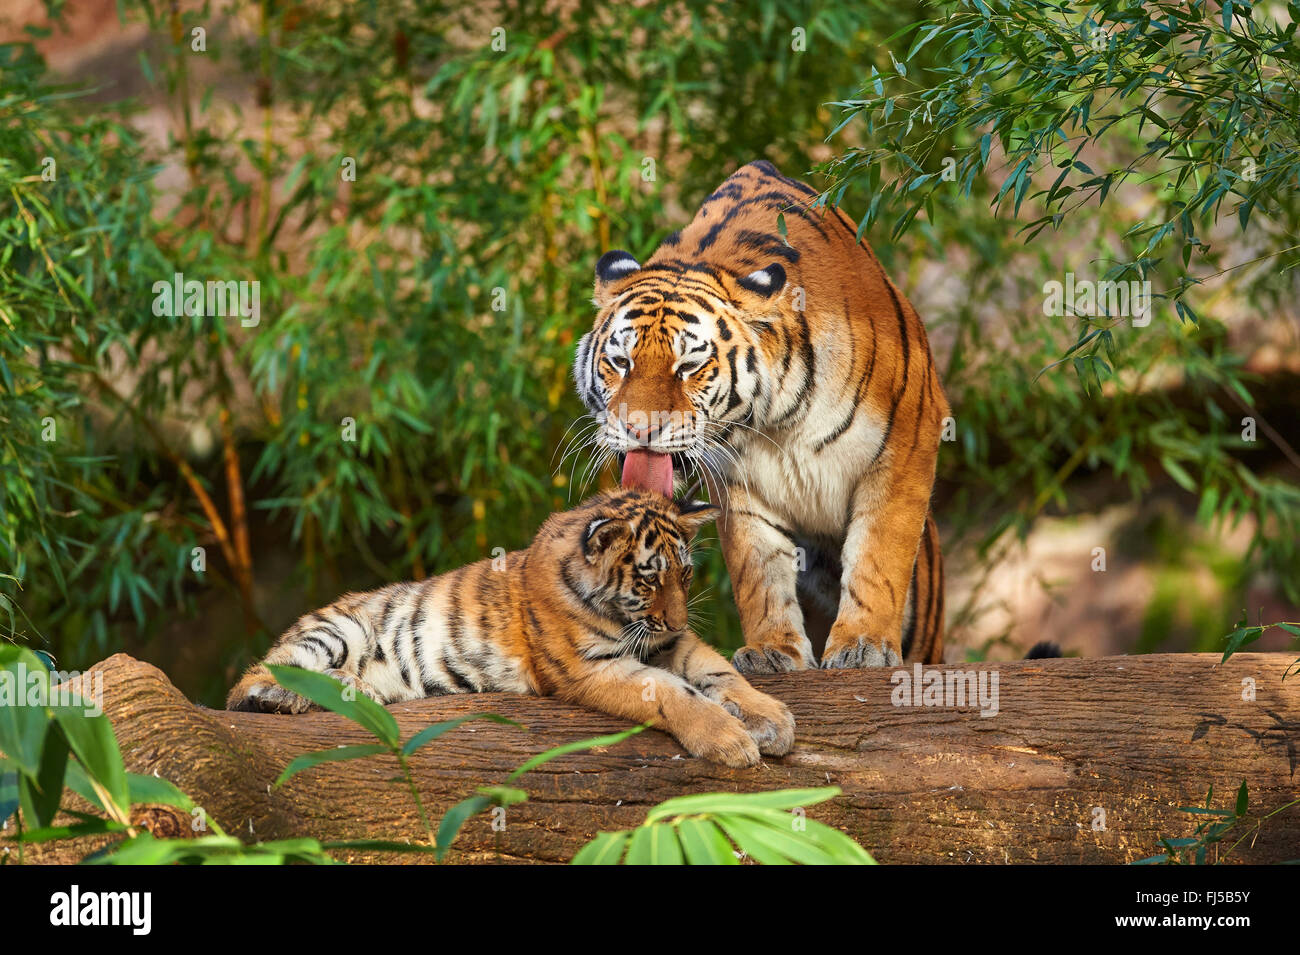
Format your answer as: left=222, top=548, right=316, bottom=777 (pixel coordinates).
left=678, top=711, right=761, bottom=768
left=226, top=668, right=312, bottom=714
left=732, top=642, right=812, bottom=675
left=821, top=637, right=902, bottom=670
left=323, top=668, right=381, bottom=702
left=721, top=691, right=796, bottom=757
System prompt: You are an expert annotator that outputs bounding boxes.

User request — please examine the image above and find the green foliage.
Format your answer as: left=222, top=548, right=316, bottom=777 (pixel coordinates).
left=0, top=643, right=314, bottom=863
left=4, top=0, right=1296, bottom=690
left=87, top=833, right=337, bottom=866
left=260, top=664, right=649, bottom=862
left=264, top=665, right=524, bottom=852
left=0, top=645, right=131, bottom=849
left=246, top=670, right=876, bottom=865
left=1220, top=611, right=1300, bottom=677
left=820, top=0, right=1300, bottom=623
left=1135, top=780, right=1300, bottom=864
left=0, top=652, right=663, bottom=864
left=571, top=786, right=875, bottom=865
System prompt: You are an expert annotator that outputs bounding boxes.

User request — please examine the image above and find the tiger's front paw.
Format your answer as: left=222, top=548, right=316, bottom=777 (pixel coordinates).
left=676, top=710, right=762, bottom=768
left=821, top=634, right=902, bottom=669
left=226, top=667, right=312, bottom=714
left=732, top=638, right=814, bottom=675
left=720, top=690, right=796, bottom=756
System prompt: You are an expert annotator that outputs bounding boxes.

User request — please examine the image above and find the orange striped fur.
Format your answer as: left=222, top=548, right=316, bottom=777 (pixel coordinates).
left=226, top=490, right=794, bottom=768
left=574, top=160, right=948, bottom=672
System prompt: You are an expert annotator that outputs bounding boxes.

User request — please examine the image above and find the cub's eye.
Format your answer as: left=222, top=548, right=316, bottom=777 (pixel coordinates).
left=609, top=355, right=630, bottom=373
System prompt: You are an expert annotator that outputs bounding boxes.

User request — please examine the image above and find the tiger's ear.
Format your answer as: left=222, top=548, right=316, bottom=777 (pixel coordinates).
left=583, top=517, right=632, bottom=563
left=736, top=263, right=786, bottom=299
left=594, top=250, right=640, bottom=307
left=675, top=500, right=720, bottom=536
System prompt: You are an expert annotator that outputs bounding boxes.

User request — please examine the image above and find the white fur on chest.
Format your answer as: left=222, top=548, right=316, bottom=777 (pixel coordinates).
left=734, top=391, right=887, bottom=537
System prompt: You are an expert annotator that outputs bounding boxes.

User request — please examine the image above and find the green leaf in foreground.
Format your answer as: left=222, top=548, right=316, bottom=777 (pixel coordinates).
left=0, top=648, right=52, bottom=776
left=401, top=713, right=523, bottom=756
left=506, top=723, right=646, bottom=781
left=435, top=724, right=649, bottom=861
left=435, top=793, right=493, bottom=862
left=19, top=722, right=68, bottom=828
left=51, top=701, right=130, bottom=824
left=266, top=665, right=400, bottom=748
left=625, top=823, right=684, bottom=865
left=90, top=833, right=337, bottom=865
left=571, top=830, right=632, bottom=865
left=274, top=744, right=391, bottom=788
left=674, top=816, right=737, bottom=865
left=645, top=786, right=841, bottom=822
left=571, top=786, right=876, bottom=865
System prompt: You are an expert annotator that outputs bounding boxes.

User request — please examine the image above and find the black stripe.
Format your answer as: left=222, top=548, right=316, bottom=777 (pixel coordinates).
left=814, top=407, right=856, bottom=452
left=767, top=310, right=815, bottom=427
left=729, top=508, right=798, bottom=543
left=748, top=160, right=820, bottom=198
left=902, top=558, right=920, bottom=659
left=869, top=283, right=913, bottom=467
left=306, top=617, right=348, bottom=667
left=299, top=635, right=336, bottom=666
left=695, top=221, right=727, bottom=254
left=724, top=347, right=743, bottom=412
left=734, top=229, right=801, bottom=263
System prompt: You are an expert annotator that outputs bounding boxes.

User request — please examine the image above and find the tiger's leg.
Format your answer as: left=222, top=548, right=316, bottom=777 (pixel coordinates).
left=822, top=465, right=936, bottom=669
left=719, top=489, right=818, bottom=675
left=649, top=631, right=795, bottom=756
left=557, top=655, right=761, bottom=767
left=902, top=513, right=945, bottom=664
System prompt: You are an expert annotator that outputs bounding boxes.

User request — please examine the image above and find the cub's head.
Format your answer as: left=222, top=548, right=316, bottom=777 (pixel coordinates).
left=563, top=489, right=718, bottom=635
left=572, top=250, right=789, bottom=496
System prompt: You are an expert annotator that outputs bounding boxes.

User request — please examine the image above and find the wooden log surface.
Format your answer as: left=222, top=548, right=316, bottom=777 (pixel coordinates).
left=22, top=651, right=1300, bottom=864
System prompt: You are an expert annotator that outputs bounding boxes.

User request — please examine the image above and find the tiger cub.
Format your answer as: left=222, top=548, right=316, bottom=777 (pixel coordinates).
left=226, top=489, right=795, bottom=768
left=574, top=159, right=949, bottom=674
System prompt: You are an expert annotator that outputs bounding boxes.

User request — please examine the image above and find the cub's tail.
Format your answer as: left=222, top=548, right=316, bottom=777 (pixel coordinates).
left=1024, top=641, right=1063, bottom=659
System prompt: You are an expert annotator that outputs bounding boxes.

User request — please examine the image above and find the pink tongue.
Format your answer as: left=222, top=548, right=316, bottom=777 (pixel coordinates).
left=621, top=449, right=674, bottom=497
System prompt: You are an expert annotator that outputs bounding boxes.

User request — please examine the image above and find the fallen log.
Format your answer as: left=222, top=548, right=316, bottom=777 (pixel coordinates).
left=18, top=651, right=1300, bottom=864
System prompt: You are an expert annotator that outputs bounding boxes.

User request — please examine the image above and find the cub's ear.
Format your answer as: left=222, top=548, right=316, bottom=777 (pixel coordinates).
left=736, top=263, right=786, bottom=299
left=675, top=500, right=721, bottom=536
left=582, top=517, right=632, bottom=563
left=594, top=250, right=641, bottom=306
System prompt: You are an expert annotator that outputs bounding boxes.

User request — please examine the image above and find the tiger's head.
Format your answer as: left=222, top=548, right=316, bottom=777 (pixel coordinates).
left=572, top=250, right=790, bottom=497
left=563, top=489, right=719, bottom=636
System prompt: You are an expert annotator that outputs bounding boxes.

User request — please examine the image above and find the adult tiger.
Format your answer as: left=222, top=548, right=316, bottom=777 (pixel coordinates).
left=573, top=160, right=948, bottom=673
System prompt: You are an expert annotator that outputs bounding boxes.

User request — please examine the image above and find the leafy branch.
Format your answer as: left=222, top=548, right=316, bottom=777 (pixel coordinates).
left=1135, top=780, right=1300, bottom=864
